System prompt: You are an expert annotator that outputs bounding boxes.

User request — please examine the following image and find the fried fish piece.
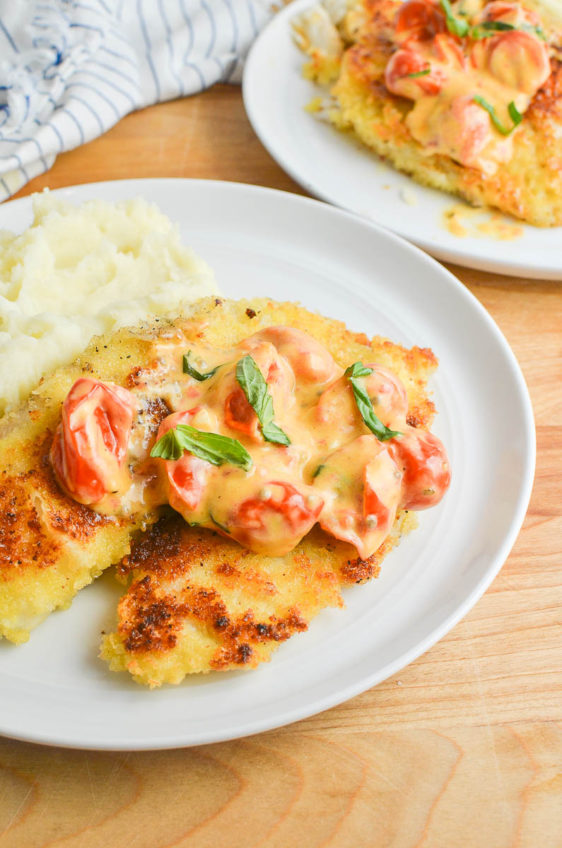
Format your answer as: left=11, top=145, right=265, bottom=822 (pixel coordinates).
left=100, top=510, right=414, bottom=686
left=99, top=296, right=439, bottom=685
left=297, top=0, right=562, bottom=226
left=0, top=296, right=438, bottom=651
left=0, top=326, right=165, bottom=643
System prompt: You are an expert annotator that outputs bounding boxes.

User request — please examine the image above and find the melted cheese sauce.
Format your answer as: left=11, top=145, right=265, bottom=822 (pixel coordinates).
left=52, top=326, right=451, bottom=561
left=443, top=202, right=524, bottom=237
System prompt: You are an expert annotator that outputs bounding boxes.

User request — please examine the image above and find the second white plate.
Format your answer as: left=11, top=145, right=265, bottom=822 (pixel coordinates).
left=0, top=179, right=535, bottom=750
left=243, top=0, right=562, bottom=279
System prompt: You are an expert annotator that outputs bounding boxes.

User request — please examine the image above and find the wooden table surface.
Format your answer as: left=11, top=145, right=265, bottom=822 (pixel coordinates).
left=1, top=85, right=561, bottom=848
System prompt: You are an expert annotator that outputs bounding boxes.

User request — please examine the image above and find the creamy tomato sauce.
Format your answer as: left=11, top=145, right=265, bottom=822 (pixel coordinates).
left=384, top=0, right=551, bottom=173
left=51, top=326, right=451, bottom=560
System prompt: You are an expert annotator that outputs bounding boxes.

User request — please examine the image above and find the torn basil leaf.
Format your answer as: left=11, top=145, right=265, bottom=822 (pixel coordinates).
left=345, top=362, right=401, bottom=442
left=473, top=95, right=523, bottom=135
left=182, top=351, right=220, bottom=381
left=236, top=354, right=291, bottom=446
left=151, top=424, right=252, bottom=470
left=440, top=0, right=469, bottom=37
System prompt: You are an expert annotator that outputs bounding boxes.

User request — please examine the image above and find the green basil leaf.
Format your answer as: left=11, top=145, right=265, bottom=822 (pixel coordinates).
left=407, top=67, right=431, bottom=78
left=473, top=95, right=522, bottom=135
left=150, top=423, right=252, bottom=471
left=469, top=26, right=498, bottom=39
left=182, top=351, right=220, bottom=381
left=236, top=354, right=267, bottom=416
left=474, top=19, right=546, bottom=40
left=481, top=19, right=515, bottom=31
left=149, top=428, right=184, bottom=461
left=209, top=511, right=231, bottom=534
left=346, top=361, right=401, bottom=442
left=440, top=0, right=469, bottom=37
left=261, top=420, right=291, bottom=447
left=508, top=100, right=523, bottom=126
left=345, top=361, right=373, bottom=379
left=236, top=354, right=291, bottom=446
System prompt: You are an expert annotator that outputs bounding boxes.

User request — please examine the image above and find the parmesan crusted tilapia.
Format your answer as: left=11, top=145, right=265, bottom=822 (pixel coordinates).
left=295, top=0, right=562, bottom=226
left=0, top=327, right=165, bottom=643
left=99, top=297, right=439, bottom=686
left=101, top=511, right=413, bottom=687
left=0, top=297, right=439, bottom=679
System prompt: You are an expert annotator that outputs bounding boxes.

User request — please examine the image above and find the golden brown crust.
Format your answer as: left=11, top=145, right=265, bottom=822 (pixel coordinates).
left=0, top=327, right=164, bottom=643
left=0, top=459, right=110, bottom=576
left=116, top=516, right=311, bottom=669
left=100, top=296, right=433, bottom=686
left=0, top=295, right=436, bottom=660
left=105, top=513, right=396, bottom=680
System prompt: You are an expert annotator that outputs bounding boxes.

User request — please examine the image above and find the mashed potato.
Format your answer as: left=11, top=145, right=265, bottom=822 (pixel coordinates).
left=0, top=192, right=218, bottom=415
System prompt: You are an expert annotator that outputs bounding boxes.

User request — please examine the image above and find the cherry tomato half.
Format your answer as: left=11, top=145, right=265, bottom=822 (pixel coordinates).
left=471, top=29, right=550, bottom=93
left=224, top=388, right=261, bottom=440
left=385, top=47, right=446, bottom=97
left=51, top=377, right=137, bottom=505
left=249, top=326, right=342, bottom=383
left=388, top=427, right=451, bottom=509
left=480, top=1, right=540, bottom=28
left=315, top=436, right=402, bottom=560
left=229, top=481, right=323, bottom=556
left=156, top=408, right=211, bottom=517
left=395, top=0, right=447, bottom=42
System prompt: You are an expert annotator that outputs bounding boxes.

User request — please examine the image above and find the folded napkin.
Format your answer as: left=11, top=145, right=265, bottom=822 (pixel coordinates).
left=0, top=0, right=273, bottom=201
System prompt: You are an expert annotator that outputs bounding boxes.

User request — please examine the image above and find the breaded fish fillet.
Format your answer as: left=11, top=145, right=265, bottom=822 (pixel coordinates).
left=100, top=296, right=438, bottom=686
left=0, top=326, right=166, bottom=643
left=0, top=296, right=438, bottom=658
left=101, top=511, right=414, bottom=686
left=298, top=0, right=562, bottom=226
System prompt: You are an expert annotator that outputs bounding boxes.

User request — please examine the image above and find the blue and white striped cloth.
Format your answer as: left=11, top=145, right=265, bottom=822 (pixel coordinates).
left=0, top=0, right=273, bottom=201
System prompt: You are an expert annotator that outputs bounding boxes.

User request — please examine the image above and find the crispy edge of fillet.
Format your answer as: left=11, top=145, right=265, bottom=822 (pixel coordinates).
left=101, top=512, right=415, bottom=687
left=0, top=323, right=166, bottom=643
left=305, top=0, right=562, bottom=227
left=100, top=296, right=438, bottom=686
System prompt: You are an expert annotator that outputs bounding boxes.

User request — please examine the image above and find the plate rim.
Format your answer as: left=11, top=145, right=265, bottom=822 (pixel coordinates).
left=242, top=0, right=562, bottom=280
left=0, top=177, right=536, bottom=750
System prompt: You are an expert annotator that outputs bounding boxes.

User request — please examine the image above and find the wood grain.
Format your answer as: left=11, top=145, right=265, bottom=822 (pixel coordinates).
left=0, top=727, right=561, bottom=847
left=1, top=85, right=561, bottom=847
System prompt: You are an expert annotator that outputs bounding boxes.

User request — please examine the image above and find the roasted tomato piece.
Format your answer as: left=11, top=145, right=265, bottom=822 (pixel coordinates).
left=314, top=435, right=402, bottom=560
left=364, top=364, right=409, bottom=422
left=479, top=1, right=541, bottom=28
left=388, top=427, right=451, bottom=509
left=317, top=363, right=407, bottom=441
left=385, top=34, right=463, bottom=99
left=228, top=481, right=323, bottom=556
left=385, top=47, right=445, bottom=97
left=432, top=33, right=465, bottom=68
left=446, top=95, right=495, bottom=164
left=237, top=339, right=295, bottom=390
left=51, top=378, right=137, bottom=505
left=156, top=409, right=211, bottom=518
left=247, top=326, right=342, bottom=383
left=167, top=454, right=210, bottom=517
left=471, top=30, right=550, bottom=92
left=226, top=340, right=294, bottom=442
left=224, top=387, right=261, bottom=440
left=316, top=376, right=358, bottom=441
left=410, top=92, right=505, bottom=171
left=395, top=0, right=446, bottom=42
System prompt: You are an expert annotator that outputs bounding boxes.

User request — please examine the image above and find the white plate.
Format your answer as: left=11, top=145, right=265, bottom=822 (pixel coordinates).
left=243, top=0, right=562, bottom=280
left=0, top=179, right=535, bottom=750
